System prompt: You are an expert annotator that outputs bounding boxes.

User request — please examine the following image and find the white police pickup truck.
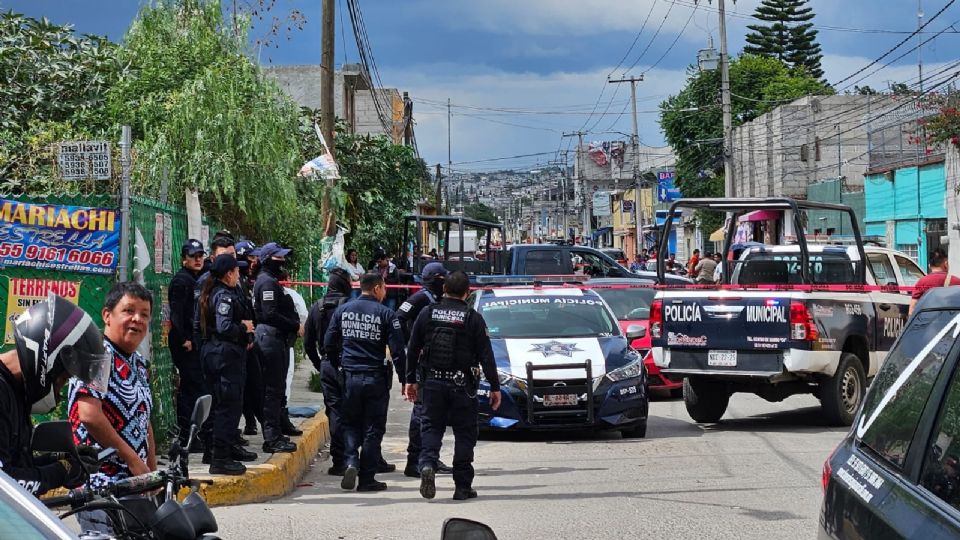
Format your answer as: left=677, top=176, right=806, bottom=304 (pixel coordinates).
left=651, top=198, right=920, bottom=426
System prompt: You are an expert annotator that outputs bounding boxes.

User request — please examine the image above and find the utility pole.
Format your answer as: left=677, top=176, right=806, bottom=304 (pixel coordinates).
left=608, top=75, right=643, bottom=256
left=118, top=125, right=132, bottom=282
left=447, top=98, right=452, bottom=172
left=718, top=0, right=735, bottom=199
left=563, top=131, right=587, bottom=243
left=319, top=0, right=337, bottom=236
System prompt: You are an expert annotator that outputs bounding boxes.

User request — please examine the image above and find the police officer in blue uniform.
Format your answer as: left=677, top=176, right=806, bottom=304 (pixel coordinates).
left=235, top=240, right=264, bottom=436
left=397, top=262, right=453, bottom=478
left=324, top=272, right=406, bottom=492
left=405, top=271, right=502, bottom=501
left=199, top=255, right=256, bottom=475
left=254, top=242, right=301, bottom=454
left=169, top=239, right=205, bottom=449
left=304, top=268, right=353, bottom=475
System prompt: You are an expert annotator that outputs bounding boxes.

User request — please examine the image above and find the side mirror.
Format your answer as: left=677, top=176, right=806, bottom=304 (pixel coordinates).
left=191, top=395, right=213, bottom=427
left=31, top=421, right=76, bottom=454
left=625, top=324, right=647, bottom=340
left=441, top=518, right=498, bottom=540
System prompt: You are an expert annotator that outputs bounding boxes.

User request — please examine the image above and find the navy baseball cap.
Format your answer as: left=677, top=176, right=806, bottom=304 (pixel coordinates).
left=211, top=253, right=238, bottom=276
left=235, top=240, right=256, bottom=257
left=421, top=262, right=449, bottom=280
left=181, top=239, right=205, bottom=257
left=259, top=242, right=291, bottom=259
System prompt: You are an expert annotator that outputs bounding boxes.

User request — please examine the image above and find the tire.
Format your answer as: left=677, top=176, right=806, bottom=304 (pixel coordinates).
left=683, top=377, right=730, bottom=423
left=820, top=352, right=867, bottom=426
left=621, top=420, right=647, bottom=439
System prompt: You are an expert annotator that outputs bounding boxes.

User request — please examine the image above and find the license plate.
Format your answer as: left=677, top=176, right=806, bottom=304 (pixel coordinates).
left=707, top=350, right=737, bottom=367
left=543, top=393, right=578, bottom=407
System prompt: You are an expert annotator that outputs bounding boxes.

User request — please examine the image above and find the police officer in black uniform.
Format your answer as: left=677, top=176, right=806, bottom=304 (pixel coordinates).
left=324, top=272, right=406, bottom=492
left=254, top=242, right=300, bottom=454
left=405, top=271, right=501, bottom=501
left=304, top=268, right=353, bottom=475
left=397, top=262, right=453, bottom=478
left=235, top=240, right=264, bottom=436
left=169, top=239, right=205, bottom=449
left=199, top=254, right=256, bottom=475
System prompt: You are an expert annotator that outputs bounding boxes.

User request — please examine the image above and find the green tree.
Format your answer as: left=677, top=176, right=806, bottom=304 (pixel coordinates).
left=464, top=202, right=499, bottom=224
left=659, top=54, right=831, bottom=230
left=743, top=0, right=824, bottom=79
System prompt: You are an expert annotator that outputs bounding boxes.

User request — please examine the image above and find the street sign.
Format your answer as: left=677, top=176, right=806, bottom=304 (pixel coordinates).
left=657, top=170, right=681, bottom=202
left=57, top=141, right=112, bottom=180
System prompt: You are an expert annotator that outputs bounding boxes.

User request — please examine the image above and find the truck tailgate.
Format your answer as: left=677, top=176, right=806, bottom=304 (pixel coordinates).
left=660, top=292, right=792, bottom=353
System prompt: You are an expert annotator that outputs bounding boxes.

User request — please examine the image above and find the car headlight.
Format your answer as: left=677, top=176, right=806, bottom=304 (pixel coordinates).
left=606, top=358, right=643, bottom=382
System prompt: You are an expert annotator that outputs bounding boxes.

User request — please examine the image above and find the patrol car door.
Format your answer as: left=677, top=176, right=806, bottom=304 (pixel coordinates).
left=869, top=252, right=909, bottom=364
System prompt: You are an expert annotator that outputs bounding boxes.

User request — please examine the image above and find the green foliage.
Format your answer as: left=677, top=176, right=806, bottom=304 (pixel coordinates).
left=659, top=54, right=831, bottom=230
left=743, top=0, right=824, bottom=79
left=0, top=11, right=121, bottom=184
left=308, top=370, right=324, bottom=393
left=464, top=202, right=499, bottom=224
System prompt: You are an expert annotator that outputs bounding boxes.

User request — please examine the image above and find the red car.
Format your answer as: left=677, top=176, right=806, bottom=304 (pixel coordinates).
left=592, top=279, right=683, bottom=396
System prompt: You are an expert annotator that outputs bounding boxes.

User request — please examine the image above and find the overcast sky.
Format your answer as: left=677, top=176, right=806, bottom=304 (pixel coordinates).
left=5, top=0, right=959, bottom=173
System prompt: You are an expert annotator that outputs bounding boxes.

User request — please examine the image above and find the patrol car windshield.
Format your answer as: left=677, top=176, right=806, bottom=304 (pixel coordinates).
left=477, top=294, right=619, bottom=339
left=593, top=286, right=656, bottom=320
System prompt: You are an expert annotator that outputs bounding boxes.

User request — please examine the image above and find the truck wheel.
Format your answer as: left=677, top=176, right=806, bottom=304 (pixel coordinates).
left=820, top=353, right=866, bottom=426
left=621, top=420, right=647, bottom=439
left=683, top=377, right=729, bottom=423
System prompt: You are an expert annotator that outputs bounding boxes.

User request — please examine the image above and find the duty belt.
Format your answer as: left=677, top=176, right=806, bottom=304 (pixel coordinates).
left=428, top=369, right=467, bottom=385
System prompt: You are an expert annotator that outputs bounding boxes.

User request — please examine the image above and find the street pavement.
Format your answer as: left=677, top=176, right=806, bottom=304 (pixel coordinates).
left=212, top=391, right=848, bottom=540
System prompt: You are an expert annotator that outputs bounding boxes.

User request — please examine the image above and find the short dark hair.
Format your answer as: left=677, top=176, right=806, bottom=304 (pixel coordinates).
left=104, top=282, right=154, bottom=311
left=360, top=272, right=384, bottom=292
left=931, top=248, right=949, bottom=268
left=444, top=271, right=470, bottom=296
left=211, top=235, right=234, bottom=251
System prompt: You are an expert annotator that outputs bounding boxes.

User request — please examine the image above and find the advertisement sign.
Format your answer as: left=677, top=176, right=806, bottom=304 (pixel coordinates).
left=657, top=170, right=682, bottom=202
left=4, top=279, right=81, bottom=344
left=0, top=199, right=120, bottom=275
left=592, top=191, right=611, bottom=217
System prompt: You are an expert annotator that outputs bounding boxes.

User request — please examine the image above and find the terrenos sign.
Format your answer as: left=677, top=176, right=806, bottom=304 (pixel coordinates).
left=592, top=191, right=611, bottom=217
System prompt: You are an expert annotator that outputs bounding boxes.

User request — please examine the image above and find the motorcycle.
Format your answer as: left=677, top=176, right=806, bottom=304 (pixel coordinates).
left=34, top=395, right=218, bottom=540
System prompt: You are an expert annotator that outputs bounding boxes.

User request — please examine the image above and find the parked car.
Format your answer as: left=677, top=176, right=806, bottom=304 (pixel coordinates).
left=600, top=248, right=628, bottom=265
left=591, top=278, right=683, bottom=396
left=820, top=286, right=960, bottom=539
left=0, top=469, right=75, bottom=539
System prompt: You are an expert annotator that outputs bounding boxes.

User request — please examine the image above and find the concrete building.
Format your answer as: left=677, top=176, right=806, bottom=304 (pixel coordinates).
left=265, top=63, right=407, bottom=143
left=731, top=95, right=899, bottom=198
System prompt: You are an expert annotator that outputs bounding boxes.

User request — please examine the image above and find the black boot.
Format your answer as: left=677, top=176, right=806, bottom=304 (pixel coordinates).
left=436, top=460, right=454, bottom=474
left=262, top=438, right=297, bottom=453
left=231, top=445, right=257, bottom=462
left=281, top=410, right=303, bottom=436
left=404, top=458, right=420, bottom=478
left=357, top=480, right=388, bottom=492
left=453, top=487, right=478, bottom=500
left=327, top=463, right=346, bottom=476
left=377, top=459, right=396, bottom=473
left=210, top=459, right=246, bottom=476
left=419, top=467, right=436, bottom=499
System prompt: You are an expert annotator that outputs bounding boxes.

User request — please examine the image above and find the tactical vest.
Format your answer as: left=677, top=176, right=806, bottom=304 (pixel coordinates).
left=422, top=301, right=473, bottom=371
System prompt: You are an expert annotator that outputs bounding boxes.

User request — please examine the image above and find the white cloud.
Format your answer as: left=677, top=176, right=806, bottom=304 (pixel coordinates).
left=383, top=63, right=691, bottom=169
left=414, top=0, right=762, bottom=37
left=821, top=54, right=956, bottom=92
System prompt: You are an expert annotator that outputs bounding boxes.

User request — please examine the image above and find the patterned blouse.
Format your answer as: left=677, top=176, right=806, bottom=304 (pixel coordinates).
left=67, top=339, right=153, bottom=490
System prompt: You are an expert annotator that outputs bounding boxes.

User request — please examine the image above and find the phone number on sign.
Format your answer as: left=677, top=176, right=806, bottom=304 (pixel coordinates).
left=0, top=242, right=115, bottom=266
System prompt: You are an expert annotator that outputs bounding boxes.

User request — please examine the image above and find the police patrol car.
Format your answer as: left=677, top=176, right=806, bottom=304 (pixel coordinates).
left=473, top=285, right=649, bottom=437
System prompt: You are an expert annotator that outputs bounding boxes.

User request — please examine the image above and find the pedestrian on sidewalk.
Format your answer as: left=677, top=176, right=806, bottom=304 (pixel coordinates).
left=199, top=255, right=256, bottom=475
left=405, top=271, right=502, bottom=501
left=169, top=239, right=205, bottom=449
left=396, top=262, right=454, bottom=479
left=304, top=268, right=353, bottom=476
left=254, top=242, right=302, bottom=454
left=324, top=272, right=406, bottom=492
left=910, top=248, right=960, bottom=315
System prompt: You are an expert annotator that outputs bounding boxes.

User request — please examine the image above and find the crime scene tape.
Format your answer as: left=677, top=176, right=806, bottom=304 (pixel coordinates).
left=281, top=280, right=923, bottom=294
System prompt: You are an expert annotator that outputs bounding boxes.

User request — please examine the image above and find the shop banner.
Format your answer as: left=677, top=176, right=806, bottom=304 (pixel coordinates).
left=0, top=199, right=120, bottom=275
left=4, top=278, right=81, bottom=344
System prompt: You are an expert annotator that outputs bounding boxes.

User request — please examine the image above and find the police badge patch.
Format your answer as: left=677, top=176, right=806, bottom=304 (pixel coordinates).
left=217, top=302, right=231, bottom=315
left=263, top=290, right=274, bottom=301
left=392, top=319, right=401, bottom=329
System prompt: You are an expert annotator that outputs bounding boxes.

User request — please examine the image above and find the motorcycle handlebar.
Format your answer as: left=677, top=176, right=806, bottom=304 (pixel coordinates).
left=43, top=488, right=90, bottom=509
left=109, top=471, right=167, bottom=497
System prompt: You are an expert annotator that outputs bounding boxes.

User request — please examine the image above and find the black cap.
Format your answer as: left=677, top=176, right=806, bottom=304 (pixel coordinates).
left=181, top=239, right=205, bottom=257
left=211, top=254, right=239, bottom=277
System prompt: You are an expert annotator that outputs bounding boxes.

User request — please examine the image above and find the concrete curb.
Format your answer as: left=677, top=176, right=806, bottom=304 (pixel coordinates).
left=183, top=413, right=329, bottom=507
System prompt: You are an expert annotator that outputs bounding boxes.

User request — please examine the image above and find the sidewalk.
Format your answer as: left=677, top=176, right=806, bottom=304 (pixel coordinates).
left=184, top=360, right=329, bottom=507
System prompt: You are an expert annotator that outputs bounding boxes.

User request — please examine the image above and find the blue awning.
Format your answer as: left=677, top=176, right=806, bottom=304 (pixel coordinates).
left=654, top=215, right=682, bottom=226
left=591, top=226, right=613, bottom=239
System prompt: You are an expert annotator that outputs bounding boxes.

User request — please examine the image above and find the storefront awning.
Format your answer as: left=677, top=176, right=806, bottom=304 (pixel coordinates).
left=591, top=226, right=613, bottom=239
left=709, top=227, right=725, bottom=242
left=738, top=209, right=780, bottom=222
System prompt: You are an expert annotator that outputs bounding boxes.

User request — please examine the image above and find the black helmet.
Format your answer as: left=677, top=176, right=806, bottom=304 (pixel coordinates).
left=327, top=268, right=352, bottom=296
left=13, top=294, right=111, bottom=413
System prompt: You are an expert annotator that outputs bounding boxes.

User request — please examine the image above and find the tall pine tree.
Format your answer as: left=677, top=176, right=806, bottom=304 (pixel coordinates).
left=744, top=0, right=824, bottom=79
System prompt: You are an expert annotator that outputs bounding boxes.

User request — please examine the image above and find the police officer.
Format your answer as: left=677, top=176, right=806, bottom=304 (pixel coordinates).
left=324, top=272, right=406, bottom=492
left=254, top=242, right=301, bottom=453
left=169, top=239, right=205, bottom=449
left=405, top=271, right=501, bottom=501
left=304, top=268, right=353, bottom=475
left=199, top=254, right=256, bottom=475
left=397, top=262, right=453, bottom=478
left=236, top=240, right=264, bottom=436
